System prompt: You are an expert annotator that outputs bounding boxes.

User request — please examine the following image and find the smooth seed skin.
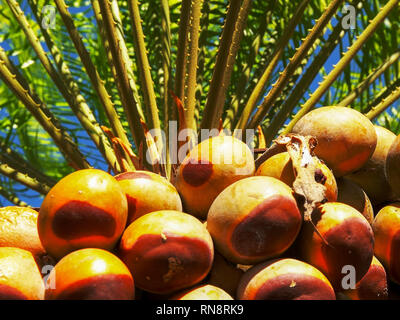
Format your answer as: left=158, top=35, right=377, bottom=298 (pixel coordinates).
left=176, top=135, right=255, bottom=219
left=38, top=169, right=128, bottom=260
left=299, top=202, right=374, bottom=289
left=207, top=176, right=302, bottom=265
left=237, top=258, right=335, bottom=300
left=373, top=203, right=400, bottom=284
left=115, top=170, right=182, bottom=223
left=119, top=210, right=214, bottom=295
left=347, top=125, right=397, bottom=205
left=45, top=248, right=134, bottom=300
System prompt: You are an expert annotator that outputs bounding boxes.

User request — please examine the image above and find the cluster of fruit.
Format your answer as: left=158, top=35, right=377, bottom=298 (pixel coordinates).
left=1, top=106, right=400, bottom=300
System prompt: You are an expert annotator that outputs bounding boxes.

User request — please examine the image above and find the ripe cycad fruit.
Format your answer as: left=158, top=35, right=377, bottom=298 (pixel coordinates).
left=237, top=258, right=335, bottom=300
left=291, top=106, right=377, bottom=177
left=207, top=176, right=302, bottom=265
left=298, top=202, right=374, bottom=289
left=256, top=151, right=338, bottom=202
left=0, top=206, right=46, bottom=262
left=373, top=202, right=400, bottom=284
left=119, top=210, right=214, bottom=294
left=115, top=170, right=182, bottom=224
left=346, top=125, right=397, bottom=205
left=45, top=248, right=134, bottom=300
left=175, top=135, right=255, bottom=219
left=38, top=169, right=128, bottom=260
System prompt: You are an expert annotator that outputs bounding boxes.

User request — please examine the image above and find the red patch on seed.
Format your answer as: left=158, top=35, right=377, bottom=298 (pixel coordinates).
left=52, top=201, right=116, bottom=239
left=50, top=274, right=134, bottom=300
left=253, top=273, right=335, bottom=300
left=231, top=195, right=301, bottom=258
left=357, top=264, right=388, bottom=300
left=126, top=195, right=138, bottom=222
left=115, top=171, right=152, bottom=181
left=182, top=160, right=213, bottom=187
left=0, top=284, right=28, bottom=300
left=120, top=233, right=213, bottom=294
left=321, top=217, right=374, bottom=289
left=390, top=230, right=400, bottom=284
